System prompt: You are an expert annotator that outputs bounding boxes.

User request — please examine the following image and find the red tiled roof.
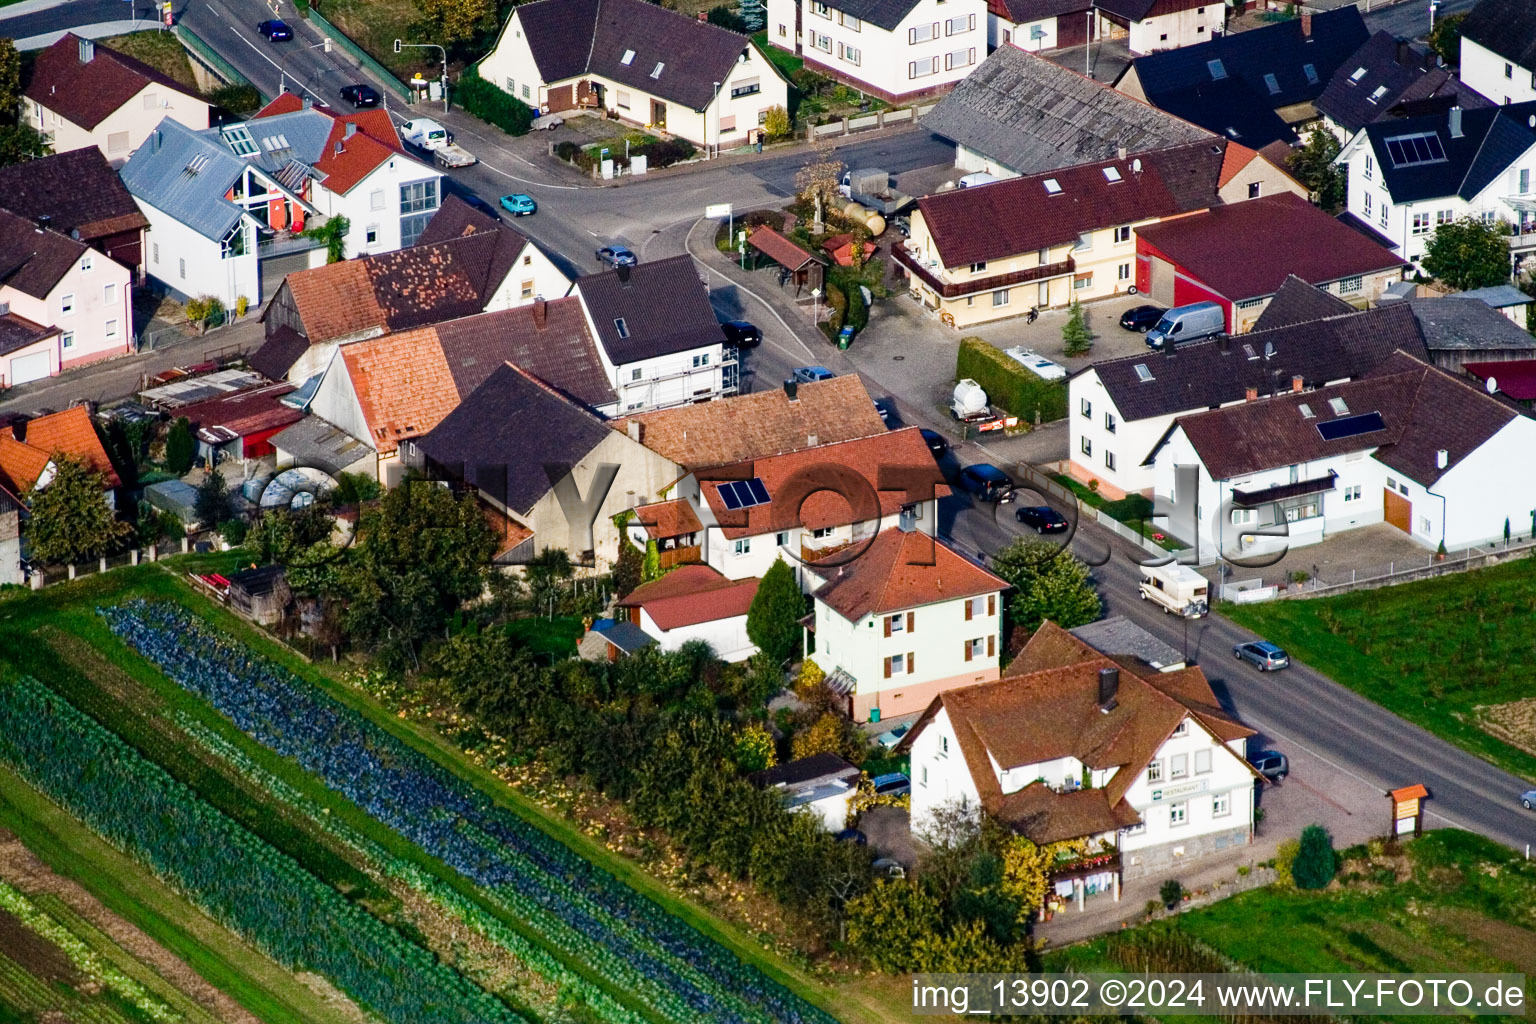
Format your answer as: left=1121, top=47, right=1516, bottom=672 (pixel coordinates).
left=340, top=328, right=463, bottom=455
left=1463, top=358, right=1536, bottom=400
left=618, top=564, right=760, bottom=630
left=254, top=93, right=309, bottom=117
left=1217, top=141, right=1256, bottom=186
left=633, top=498, right=702, bottom=538
left=2, top=406, right=119, bottom=488
left=699, top=427, right=948, bottom=539
left=313, top=115, right=404, bottom=195
left=747, top=226, right=820, bottom=270
left=0, top=435, right=53, bottom=494
left=1135, top=192, right=1406, bottom=302
left=24, top=33, right=200, bottom=131
left=175, top=383, right=301, bottom=439
left=809, top=529, right=1006, bottom=620
left=283, top=259, right=386, bottom=344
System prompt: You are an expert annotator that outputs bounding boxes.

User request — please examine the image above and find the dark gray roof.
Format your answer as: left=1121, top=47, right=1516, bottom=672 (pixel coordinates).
left=435, top=299, right=617, bottom=410
left=1405, top=296, right=1536, bottom=352
left=1361, top=102, right=1536, bottom=204
left=574, top=255, right=723, bottom=365
left=1070, top=616, right=1185, bottom=671
left=1145, top=77, right=1297, bottom=148
left=0, top=148, right=149, bottom=243
left=992, top=0, right=1090, bottom=22
left=822, top=0, right=923, bottom=31
left=594, top=618, right=657, bottom=654
left=1315, top=32, right=1486, bottom=135
left=1252, top=274, right=1356, bottom=331
left=416, top=362, right=614, bottom=515
left=0, top=311, right=60, bottom=358
left=1460, top=0, right=1536, bottom=71
left=248, top=326, right=309, bottom=381
left=0, top=207, right=90, bottom=300
left=1126, top=7, right=1368, bottom=111
left=267, top=416, right=373, bottom=476
left=748, top=753, right=860, bottom=790
left=923, top=45, right=1215, bottom=175
left=1089, top=302, right=1427, bottom=423
left=1456, top=284, right=1532, bottom=308
left=514, top=0, right=766, bottom=111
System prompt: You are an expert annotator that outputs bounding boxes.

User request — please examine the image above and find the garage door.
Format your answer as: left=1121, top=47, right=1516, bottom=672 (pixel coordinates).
left=8, top=350, right=50, bottom=385
left=1384, top=489, right=1411, bottom=533
left=1149, top=257, right=1174, bottom=306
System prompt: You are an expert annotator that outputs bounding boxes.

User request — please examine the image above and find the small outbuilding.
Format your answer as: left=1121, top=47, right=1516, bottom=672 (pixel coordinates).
left=749, top=753, right=862, bottom=832
left=228, top=565, right=291, bottom=625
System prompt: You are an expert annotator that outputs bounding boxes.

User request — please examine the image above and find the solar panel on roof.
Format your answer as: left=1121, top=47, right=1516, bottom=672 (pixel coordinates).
left=717, top=479, right=770, bottom=510
left=1384, top=132, right=1447, bottom=168
left=746, top=478, right=770, bottom=504
left=719, top=482, right=744, bottom=510
left=1316, top=411, right=1386, bottom=441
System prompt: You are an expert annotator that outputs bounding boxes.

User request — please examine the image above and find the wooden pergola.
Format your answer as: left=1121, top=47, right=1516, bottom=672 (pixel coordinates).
left=746, top=225, right=826, bottom=296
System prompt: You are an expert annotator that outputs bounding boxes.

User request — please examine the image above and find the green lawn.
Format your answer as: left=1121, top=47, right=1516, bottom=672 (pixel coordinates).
left=753, top=32, right=803, bottom=77
left=101, top=31, right=200, bottom=91
left=1222, top=555, right=1536, bottom=782
left=503, top=615, right=584, bottom=658
left=1050, top=831, right=1536, bottom=1022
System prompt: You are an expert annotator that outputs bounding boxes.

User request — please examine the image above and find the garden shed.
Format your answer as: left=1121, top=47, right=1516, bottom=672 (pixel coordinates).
left=746, top=226, right=825, bottom=296
left=144, top=479, right=200, bottom=526
left=228, top=565, right=291, bottom=625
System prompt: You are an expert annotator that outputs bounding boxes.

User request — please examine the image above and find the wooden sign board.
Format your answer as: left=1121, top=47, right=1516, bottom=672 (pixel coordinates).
left=1388, top=783, right=1428, bottom=838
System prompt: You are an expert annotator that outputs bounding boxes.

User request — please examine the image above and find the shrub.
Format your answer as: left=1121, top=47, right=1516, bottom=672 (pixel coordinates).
left=208, top=83, right=262, bottom=117
left=454, top=67, right=533, bottom=136
left=220, top=518, right=248, bottom=546
left=163, top=417, right=195, bottom=475
left=762, top=105, right=791, bottom=141
left=635, top=137, right=696, bottom=168
left=955, top=337, right=1067, bottom=422
left=1275, top=837, right=1300, bottom=887
left=1159, top=879, right=1183, bottom=908
left=819, top=282, right=848, bottom=341
left=1293, top=824, right=1337, bottom=889
left=707, top=5, right=749, bottom=31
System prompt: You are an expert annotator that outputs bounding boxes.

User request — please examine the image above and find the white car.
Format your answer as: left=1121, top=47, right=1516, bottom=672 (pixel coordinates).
left=1004, top=346, right=1068, bottom=380
left=400, top=118, right=450, bottom=150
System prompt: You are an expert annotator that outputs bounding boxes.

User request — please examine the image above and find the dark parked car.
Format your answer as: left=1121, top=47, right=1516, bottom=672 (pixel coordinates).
left=1015, top=505, right=1068, bottom=533
left=595, top=245, right=638, bottom=267
left=339, top=84, right=380, bottom=107
left=1119, top=304, right=1166, bottom=332
left=958, top=464, right=1014, bottom=503
left=454, top=193, right=501, bottom=220
left=920, top=429, right=948, bottom=458
left=834, top=828, right=868, bottom=845
left=873, top=398, right=900, bottom=426
left=1250, top=750, right=1289, bottom=781
left=721, top=320, right=761, bottom=347
left=257, top=19, right=293, bottom=40
left=1234, top=640, right=1290, bottom=671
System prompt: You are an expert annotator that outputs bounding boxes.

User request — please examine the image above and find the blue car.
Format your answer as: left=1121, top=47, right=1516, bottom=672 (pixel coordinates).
left=596, top=245, right=637, bottom=267
left=872, top=772, right=911, bottom=797
left=1522, top=789, right=1536, bottom=810
left=499, top=193, right=537, bottom=216
left=790, top=366, right=834, bottom=383
left=257, top=19, right=292, bottom=40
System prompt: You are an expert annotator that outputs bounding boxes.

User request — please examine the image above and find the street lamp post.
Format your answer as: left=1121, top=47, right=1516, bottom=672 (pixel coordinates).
left=711, top=80, right=720, bottom=159
left=395, top=39, right=449, bottom=113
left=279, top=36, right=332, bottom=96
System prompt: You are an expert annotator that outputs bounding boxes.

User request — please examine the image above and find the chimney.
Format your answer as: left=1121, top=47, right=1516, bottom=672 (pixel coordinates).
left=1245, top=386, right=1259, bottom=401
left=899, top=506, right=916, bottom=532
left=334, top=140, right=344, bottom=156
left=1449, top=106, right=1463, bottom=139
left=1292, top=375, right=1304, bottom=393
left=11, top=416, right=27, bottom=443
left=1217, top=334, right=1230, bottom=354
left=345, top=122, right=357, bottom=139
left=616, top=264, right=631, bottom=285
left=784, top=379, right=799, bottom=401
left=0, top=301, right=9, bottom=316
left=627, top=420, right=643, bottom=443
left=302, top=96, right=313, bottom=110
left=78, top=38, right=94, bottom=64
left=36, top=214, right=51, bottom=232
left=1436, top=448, right=1449, bottom=469
left=1097, top=667, right=1119, bottom=712
left=532, top=296, right=547, bottom=328
left=1117, top=146, right=1127, bottom=161
left=1396, top=40, right=1412, bottom=66
left=807, top=433, right=818, bottom=447
left=1300, top=11, right=1311, bottom=36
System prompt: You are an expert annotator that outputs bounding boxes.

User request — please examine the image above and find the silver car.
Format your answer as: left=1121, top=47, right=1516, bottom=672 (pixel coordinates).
left=1234, top=640, right=1290, bottom=671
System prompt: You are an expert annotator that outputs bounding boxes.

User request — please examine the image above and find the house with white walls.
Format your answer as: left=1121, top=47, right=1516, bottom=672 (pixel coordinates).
left=806, top=528, right=1007, bottom=722
left=1065, top=296, right=1425, bottom=498
left=22, top=34, right=210, bottom=166
left=1146, top=350, right=1536, bottom=556
left=571, top=256, right=733, bottom=412
left=766, top=0, right=986, bottom=103
left=479, top=0, right=789, bottom=151
left=1337, top=100, right=1536, bottom=272
left=617, top=564, right=760, bottom=660
left=1456, top=0, right=1536, bottom=107
left=902, top=621, right=1258, bottom=883
left=749, top=754, right=863, bottom=832
left=0, top=208, right=133, bottom=387
left=678, top=427, right=947, bottom=584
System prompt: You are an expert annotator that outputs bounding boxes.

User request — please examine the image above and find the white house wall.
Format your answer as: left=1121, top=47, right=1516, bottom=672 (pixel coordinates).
left=1068, top=368, right=1180, bottom=496
left=954, top=143, right=1022, bottom=179
left=909, top=707, right=983, bottom=836
left=522, top=430, right=679, bottom=567
left=1115, top=721, right=1252, bottom=870
left=138, top=199, right=259, bottom=309
left=311, top=158, right=443, bottom=259
left=307, top=351, right=376, bottom=470
left=1432, top=416, right=1536, bottom=549
left=638, top=607, right=756, bottom=660
left=1126, top=6, right=1224, bottom=55
left=26, top=82, right=209, bottom=167
left=486, top=244, right=573, bottom=308
left=778, top=0, right=986, bottom=101
left=1461, top=38, right=1536, bottom=106
left=0, top=252, right=132, bottom=372
left=479, top=11, right=545, bottom=110
left=700, top=499, right=938, bottom=581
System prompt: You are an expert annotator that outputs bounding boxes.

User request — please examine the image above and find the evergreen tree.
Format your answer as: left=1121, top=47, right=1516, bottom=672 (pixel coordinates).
left=24, top=455, right=131, bottom=564
left=164, top=417, right=195, bottom=475
left=194, top=469, right=234, bottom=527
left=1062, top=300, right=1091, bottom=356
left=1291, top=824, right=1336, bottom=890
left=747, top=557, right=806, bottom=664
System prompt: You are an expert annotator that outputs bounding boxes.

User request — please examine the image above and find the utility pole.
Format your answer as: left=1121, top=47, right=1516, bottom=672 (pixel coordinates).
left=1085, top=10, right=1092, bottom=78
left=279, top=37, right=332, bottom=97
left=396, top=39, right=448, bottom=113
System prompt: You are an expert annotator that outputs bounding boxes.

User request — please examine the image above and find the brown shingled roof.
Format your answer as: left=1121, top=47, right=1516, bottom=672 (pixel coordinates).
left=340, top=328, right=463, bottom=454
left=809, top=529, right=1006, bottom=621
left=633, top=498, right=702, bottom=539
left=0, top=148, right=149, bottom=242
left=24, top=33, right=200, bottom=131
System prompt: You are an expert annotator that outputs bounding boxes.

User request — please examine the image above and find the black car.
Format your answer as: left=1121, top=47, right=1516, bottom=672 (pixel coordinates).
left=257, top=19, right=293, bottom=40
left=455, top=193, right=502, bottom=221
left=834, top=828, right=868, bottom=845
left=340, top=84, right=381, bottom=107
left=1015, top=505, right=1068, bottom=533
left=1119, top=304, right=1166, bottom=332
left=958, top=464, right=1014, bottom=503
left=920, top=429, right=948, bottom=458
left=720, top=320, right=761, bottom=347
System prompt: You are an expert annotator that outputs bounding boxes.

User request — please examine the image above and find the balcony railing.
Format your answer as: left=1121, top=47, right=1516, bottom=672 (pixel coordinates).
left=257, top=232, right=325, bottom=259
left=892, top=245, right=1076, bottom=300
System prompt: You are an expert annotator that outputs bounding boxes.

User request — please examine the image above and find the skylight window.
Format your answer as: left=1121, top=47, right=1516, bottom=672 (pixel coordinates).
left=621, top=49, right=635, bottom=65
left=1043, top=178, right=1062, bottom=194
left=614, top=317, right=630, bottom=338
left=650, top=62, right=664, bottom=79
left=1242, top=343, right=1257, bottom=359
left=1102, top=166, right=1122, bottom=182
left=184, top=153, right=209, bottom=175
left=1298, top=403, right=1314, bottom=419
left=1328, top=396, right=1350, bottom=416
left=1303, top=63, right=1318, bottom=85
left=1263, top=73, right=1280, bottom=95
left=1384, top=132, right=1447, bottom=168
left=1368, top=85, right=1388, bottom=104
left=1207, top=58, right=1227, bottom=80
left=222, top=125, right=258, bottom=157
left=1134, top=363, right=1154, bottom=382
left=1349, top=66, right=1368, bottom=82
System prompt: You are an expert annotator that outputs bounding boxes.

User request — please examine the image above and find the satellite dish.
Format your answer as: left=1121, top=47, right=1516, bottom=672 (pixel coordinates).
left=1486, top=375, right=1499, bottom=394
left=1529, top=116, right=1535, bottom=128
left=1132, top=158, right=1143, bottom=173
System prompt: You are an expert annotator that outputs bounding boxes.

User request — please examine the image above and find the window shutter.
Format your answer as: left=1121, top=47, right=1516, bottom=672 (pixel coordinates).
left=884, top=616, right=892, bottom=638
left=906, top=611, right=915, bottom=633
left=944, top=52, right=951, bottom=70
left=969, top=14, right=975, bottom=30
left=964, top=600, right=973, bottom=621
left=884, top=657, right=892, bottom=679
left=964, top=641, right=972, bottom=662
left=969, top=46, right=976, bottom=63
left=908, top=60, right=917, bottom=78
left=988, top=634, right=995, bottom=657
left=907, top=652, right=914, bottom=674
left=988, top=594, right=995, bottom=616
left=932, top=22, right=939, bottom=38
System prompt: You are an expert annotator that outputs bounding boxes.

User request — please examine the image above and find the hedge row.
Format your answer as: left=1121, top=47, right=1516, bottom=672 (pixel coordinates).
left=456, top=68, right=533, bottom=136
left=955, top=337, right=1067, bottom=422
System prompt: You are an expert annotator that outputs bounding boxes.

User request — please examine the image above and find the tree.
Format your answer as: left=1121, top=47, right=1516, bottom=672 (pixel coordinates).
left=733, top=723, right=777, bottom=772
left=416, top=0, right=497, bottom=47
left=991, top=538, right=1101, bottom=634
left=642, top=538, right=662, bottom=581
left=164, top=417, right=195, bottom=475
left=0, top=124, right=48, bottom=167
left=790, top=710, right=865, bottom=761
left=762, top=105, right=791, bottom=142
left=303, top=215, right=351, bottom=264
left=0, top=39, right=21, bottom=114
left=794, top=141, right=844, bottom=228
left=194, top=469, right=234, bottom=527
left=746, top=557, right=805, bottom=664
left=1422, top=216, right=1512, bottom=291
left=1062, top=299, right=1091, bottom=356
left=1427, top=11, right=1466, bottom=67
left=25, top=455, right=131, bottom=565
left=612, top=539, right=643, bottom=598
left=999, top=836, right=1051, bottom=924
left=0, top=40, right=44, bottom=168
left=1287, top=129, right=1345, bottom=211
left=1291, top=824, right=1336, bottom=890
left=1160, top=878, right=1184, bottom=908
left=846, top=881, right=946, bottom=972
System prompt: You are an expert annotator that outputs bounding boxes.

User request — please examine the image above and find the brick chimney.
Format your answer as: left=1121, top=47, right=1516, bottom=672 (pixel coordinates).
left=1300, top=11, right=1311, bottom=36
left=344, top=122, right=357, bottom=139
left=1291, top=374, right=1304, bottom=393
left=784, top=379, right=799, bottom=401
left=627, top=419, right=643, bottom=443
left=1097, top=667, right=1119, bottom=712
left=532, top=296, right=547, bottom=328
left=1245, top=386, right=1258, bottom=401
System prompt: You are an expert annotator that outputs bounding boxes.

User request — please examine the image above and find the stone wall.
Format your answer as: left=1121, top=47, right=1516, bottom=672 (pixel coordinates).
left=1123, top=824, right=1252, bottom=880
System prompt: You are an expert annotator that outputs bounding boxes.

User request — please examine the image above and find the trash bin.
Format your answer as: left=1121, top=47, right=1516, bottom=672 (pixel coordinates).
left=870, top=707, right=881, bottom=723
left=838, top=325, right=855, bottom=349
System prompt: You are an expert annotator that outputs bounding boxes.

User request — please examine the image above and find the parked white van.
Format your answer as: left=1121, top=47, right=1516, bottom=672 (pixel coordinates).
left=1139, top=563, right=1209, bottom=617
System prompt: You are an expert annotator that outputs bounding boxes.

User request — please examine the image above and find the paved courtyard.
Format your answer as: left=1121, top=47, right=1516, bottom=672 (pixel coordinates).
left=1207, top=522, right=1457, bottom=593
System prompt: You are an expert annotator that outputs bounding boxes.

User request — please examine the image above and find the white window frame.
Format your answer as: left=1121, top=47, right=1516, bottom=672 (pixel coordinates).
left=1212, top=792, right=1231, bottom=817
left=1170, top=752, right=1188, bottom=779
left=104, top=318, right=119, bottom=340
left=60, top=293, right=75, bottom=316
left=1169, top=800, right=1188, bottom=826
left=1147, top=759, right=1163, bottom=783
left=1194, top=748, right=1212, bottom=775
left=734, top=538, right=752, bottom=555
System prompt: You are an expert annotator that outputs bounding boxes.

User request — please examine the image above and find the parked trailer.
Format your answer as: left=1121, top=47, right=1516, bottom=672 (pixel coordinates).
left=433, top=143, right=477, bottom=168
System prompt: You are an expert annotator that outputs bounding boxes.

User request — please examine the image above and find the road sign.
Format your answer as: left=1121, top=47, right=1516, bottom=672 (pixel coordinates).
left=705, top=202, right=733, bottom=219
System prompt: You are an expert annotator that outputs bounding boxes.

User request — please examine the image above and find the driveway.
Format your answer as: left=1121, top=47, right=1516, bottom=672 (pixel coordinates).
left=1210, top=521, right=1451, bottom=593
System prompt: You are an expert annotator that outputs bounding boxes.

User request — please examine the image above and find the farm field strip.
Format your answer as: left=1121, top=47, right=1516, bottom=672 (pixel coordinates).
left=0, top=674, right=528, bottom=1024
left=104, top=598, right=838, bottom=1024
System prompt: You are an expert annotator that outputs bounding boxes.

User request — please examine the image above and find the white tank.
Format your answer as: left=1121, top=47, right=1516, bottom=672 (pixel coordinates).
left=952, top=378, right=988, bottom=419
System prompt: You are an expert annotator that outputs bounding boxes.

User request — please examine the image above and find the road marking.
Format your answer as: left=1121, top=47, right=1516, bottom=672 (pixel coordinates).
left=208, top=1, right=330, bottom=105
left=684, top=216, right=817, bottom=363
